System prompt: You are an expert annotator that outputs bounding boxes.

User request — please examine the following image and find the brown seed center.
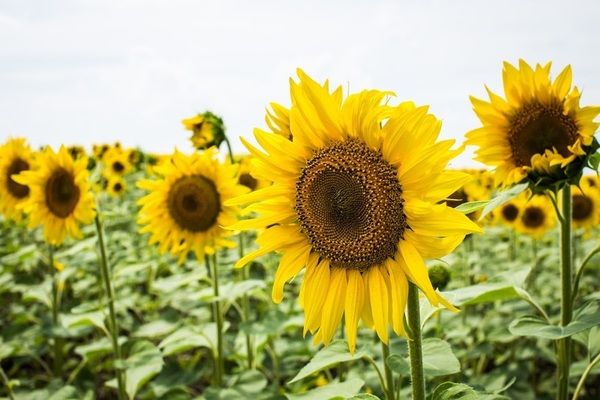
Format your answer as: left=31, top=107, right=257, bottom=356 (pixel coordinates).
left=508, top=101, right=579, bottom=167
left=112, top=161, right=125, bottom=173
left=295, top=138, right=406, bottom=271
left=167, top=175, right=220, bottom=232
left=521, top=206, right=545, bottom=228
left=572, top=194, right=593, bottom=221
left=45, top=168, right=81, bottom=218
left=501, top=203, right=519, bottom=222
left=239, top=173, right=258, bottom=191
left=6, top=157, right=30, bottom=199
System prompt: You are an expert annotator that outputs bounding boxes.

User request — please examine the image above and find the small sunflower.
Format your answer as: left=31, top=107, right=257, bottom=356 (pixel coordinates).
left=12, top=146, right=96, bottom=244
left=228, top=70, right=481, bottom=352
left=107, top=176, right=126, bottom=197
left=0, top=138, right=36, bottom=221
left=495, top=199, right=521, bottom=227
left=515, top=194, right=556, bottom=238
left=103, top=150, right=131, bottom=178
left=137, top=148, right=248, bottom=263
left=182, top=111, right=226, bottom=150
left=237, top=155, right=270, bottom=192
left=571, top=182, right=600, bottom=230
left=466, top=60, right=600, bottom=189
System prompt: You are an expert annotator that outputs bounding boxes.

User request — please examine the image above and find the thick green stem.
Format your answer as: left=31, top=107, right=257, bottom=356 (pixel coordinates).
left=48, top=245, right=63, bottom=377
left=381, top=342, right=395, bottom=400
left=556, top=186, right=573, bottom=400
left=94, top=215, right=126, bottom=400
left=210, top=253, right=225, bottom=386
left=407, top=282, right=426, bottom=400
left=238, top=233, right=254, bottom=369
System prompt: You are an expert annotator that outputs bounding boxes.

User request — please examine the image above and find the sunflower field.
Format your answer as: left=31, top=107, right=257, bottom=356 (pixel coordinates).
left=1, top=62, right=600, bottom=400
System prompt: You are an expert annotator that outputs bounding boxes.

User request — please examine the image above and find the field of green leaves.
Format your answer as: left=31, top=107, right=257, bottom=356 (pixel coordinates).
left=0, top=149, right=599, bottom=400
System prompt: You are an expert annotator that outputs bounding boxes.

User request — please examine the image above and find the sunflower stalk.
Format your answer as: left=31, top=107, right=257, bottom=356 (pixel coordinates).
left=238, top=233, right=254, bottom=369
left=48, top=245, right=64, bottom=378
left=94, top=215, right=126, bottom=400
left=556, top=186, right=573, bottom=400
left=209, top=253, right=225, bottom=386
left=406, top=282, right=426, bottom=400
left=381, top=341, right=396, bottom=400
left=0, top=363, right=15, bottom=400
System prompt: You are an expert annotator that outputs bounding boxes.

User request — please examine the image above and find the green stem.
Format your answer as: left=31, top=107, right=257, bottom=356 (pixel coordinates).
left=362, top=356, right=387, bottom=398
left=381, top=341, right=395, bottom=400
left=222, top=136, right=235, bottom=163
left=571, top=244, right=600, bottom=304
left=556, top=186, right=573, bottom=400
left=210, top=253, right=225, bottom=386
left=94, top=215, right=126, bottom=400
left=0, top=364, right=15, bottom=400
left=407, top=282, right=425, bottom=400
left=238, top=233, right=254, bottom=369
left=48, top=245, right=63, bottom=378
left=572, top=352, right=600, bottom=400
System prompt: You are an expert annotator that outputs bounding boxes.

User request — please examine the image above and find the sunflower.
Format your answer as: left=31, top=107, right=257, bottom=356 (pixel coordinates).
left=237, top=155, right=270, bottom=192
left=0, top=138, right=36, bottom=221
left=495, top=199, right=521, bottom=227
left=12, top=146, right=96, bottom=244
left=182, top=111, right=226, bottom=150
left=466, top=60, right=600, bottom=189
left=228, top=70, right=482, bottom=352
left=103, top=150, right=131, bottom=178
left=107, top=176, right=126, bottom=197
left=571, top=181, right=600, bottom=230
left=137, top=148, right=247, bottom=263
left=515, top=194, right=556, bottom=238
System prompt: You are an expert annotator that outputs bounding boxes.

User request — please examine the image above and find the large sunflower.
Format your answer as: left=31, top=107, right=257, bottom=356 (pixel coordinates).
left=12, top=146, right=96, bottom=244
left=137, top=148, right=247, bottom=263
left=0, top=138, right=35, bottom=221
left=228, top=70, right=482, bottom=352
left=466, top=60, right=600, bottom=188
left=515, top=194, right=556, bottom=238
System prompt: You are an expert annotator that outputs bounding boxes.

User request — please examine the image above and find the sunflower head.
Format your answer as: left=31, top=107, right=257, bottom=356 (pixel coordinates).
left=0, top=138, right=36, bottom=221
left=12, top=146, right=96, bottom=244
left=182, top=111, right=226, bottom=150
left=571, top=182, right=600, bottom=229
left=237, top=155, right=270, bottom=192
left=107, top=176, right=126, bottom=197
left=137, top=149, right=248, bottom=263
left=67, top=145, right=86, bottom=160
left=515, top=194, right=556, bottom=238
left=102, top=150, right=132, bottom=178
left=466, top=60, right=600, bottom=192
left=228, top=69, right=481, bottom=352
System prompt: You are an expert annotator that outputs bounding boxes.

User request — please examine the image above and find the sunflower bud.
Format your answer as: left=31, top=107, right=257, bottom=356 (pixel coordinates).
left=428, top=264, right=451, bottom=290
left=182, top=111, right=226, bottom=151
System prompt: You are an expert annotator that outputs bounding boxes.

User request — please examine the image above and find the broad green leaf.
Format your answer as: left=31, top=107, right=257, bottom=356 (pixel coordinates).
left=444, top=269, right=530, bottom=306
left=286, top=378, right=364, bottom=400
left=589, top=326, right=600, bottom=357
left=348, top=395, right=381, bottom=400
left=289, top=340, right=365, bottom=384
left=589, top=152, right=600, bottom=170
left=431, top=382, right=509, bottom=400
left=509, top=302, right=600, bottom=339
left=385, top=339, right=459, bottom=377
left=479, top=183, right=528, bottom=220
left=75, top=337, right=126, bottom=363
left=133, top=319, right=178, bottom=339
left=456, top=200, right=489, bottom=214
left=62, top=311, right=108, bottom=336
left=158, top=326, right=213, bottom=356
left=230, top=370, right=268, bottom=394
left=123, top=340, right=164, bottom=399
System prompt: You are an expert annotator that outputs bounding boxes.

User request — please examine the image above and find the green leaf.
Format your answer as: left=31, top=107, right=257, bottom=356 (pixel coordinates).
left=431, top=382, right=509, bottom=400
left=588, top=152, right=600, bottom=171
left=386, top=339, right=459, bottom=377
left=479, top=183, right=528, bottom=220
left=348, top=395, right=381, bottom=400
left=286, top=378, right=364, bottom=400
left=62, top=311, right=108, bottom=336
left=509, top=301, right=600, bottom=339
left=230, top=370, right=268, bottom=395
left=133, top=319, right=178, bottom=339
left=456, top=200, right=489, bottom=215
left=123, top=340, right=164, bottom=399
left=158, top=326, right=213, bottom=356
left=443, top=269, right=530, bottom=306
left=588, top=326, right=600, bottom=357
left=289, top=340, right=365, bottom=384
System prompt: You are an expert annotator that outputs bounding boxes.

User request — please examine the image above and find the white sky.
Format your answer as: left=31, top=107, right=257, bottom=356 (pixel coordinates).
left=1, top=0, right=599, bottom=167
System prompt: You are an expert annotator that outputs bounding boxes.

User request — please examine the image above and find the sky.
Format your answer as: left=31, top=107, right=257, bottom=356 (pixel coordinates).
left=1, top=0, right=599, bottom=167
